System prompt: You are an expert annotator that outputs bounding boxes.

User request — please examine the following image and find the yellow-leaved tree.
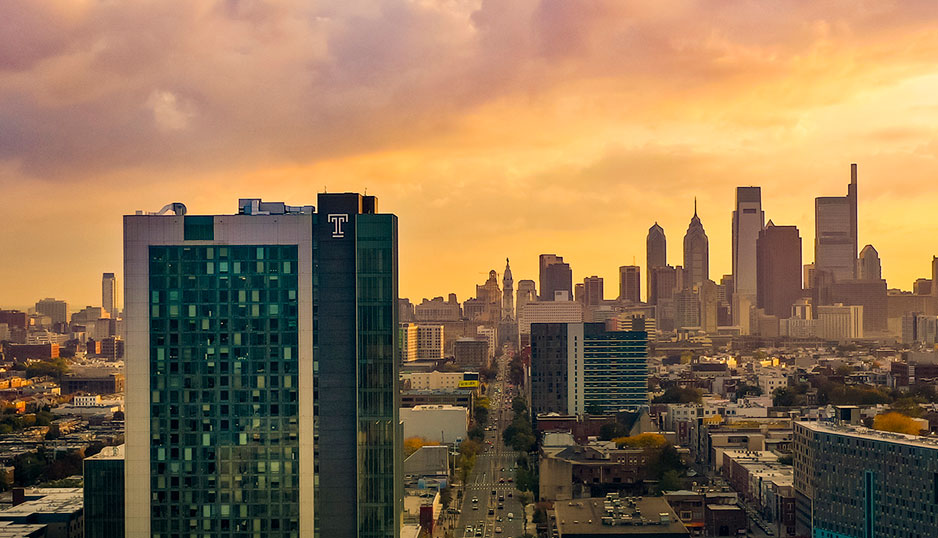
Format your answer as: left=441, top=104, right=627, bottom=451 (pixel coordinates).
left=872, top=412, right=924, bottom=436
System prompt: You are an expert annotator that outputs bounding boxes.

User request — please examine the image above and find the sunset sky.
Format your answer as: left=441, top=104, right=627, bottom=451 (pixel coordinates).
left=3, top=0, right=938, bottom=310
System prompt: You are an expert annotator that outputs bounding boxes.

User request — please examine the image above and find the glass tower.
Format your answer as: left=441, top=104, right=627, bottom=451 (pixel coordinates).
left=125, top=194, right=400, bottom=538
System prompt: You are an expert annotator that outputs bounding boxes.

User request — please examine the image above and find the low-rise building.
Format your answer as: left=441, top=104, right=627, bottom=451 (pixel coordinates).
left=400, top=405, right=468, bottom=444
left=0, top=488, right=84, bottom=538
left=553, top=494, right=689, bottom=537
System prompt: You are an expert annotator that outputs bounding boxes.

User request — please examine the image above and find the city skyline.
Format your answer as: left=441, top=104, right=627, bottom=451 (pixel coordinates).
left=5, top=3, right=938, bottom=309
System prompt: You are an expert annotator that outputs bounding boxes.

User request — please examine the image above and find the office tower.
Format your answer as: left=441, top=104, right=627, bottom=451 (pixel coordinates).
left=674, top=289, right=700, bottom=329
left=516, top=280, right=536, bottom=318
left=683, top=201, right=709, bottom=289
left=697, top=280, right=718, bottom=333
left=502, top=258, right=514, bottom=321
left=857, top=245, right=881, bottom=281
left=815, top=163, right=858, bottom=282
left=618, top=265, right=641, bottom=303
left=648, top=265, right=678, bottom=306
left=530, top=322, right=647, bottom=415
left=124, top=194, right=401, bottom=537
left=822, top=280, right=888, bottom=333
left=84, top=444, right=125, bottom=538
left=803, top=263, right=816, bottom=290
left=732, top=187, right=764, bottom=303
left=913, top=278, right=932, bottom=296
left=756, top=223, right=802, bottom=319
left=646, top=223, right=667, bottom=301
left=794, top=420, right=938, bottom=538
left=34, top=298, right=67, bottom=325
left=539, top=254, right=572, bottom=301
left=102, top=272, right=118, bottom=317
left=583, top=276, right=604, bottom=306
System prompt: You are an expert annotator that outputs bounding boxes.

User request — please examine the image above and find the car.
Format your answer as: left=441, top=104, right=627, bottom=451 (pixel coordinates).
left=498, top=503, right=504, bottom=510
left=474, top=529, right=482, bottom=537
left=488, top=508, right=495, bottom=515
left=495, top=527, right=502, bottom=534
left=496, top=516, right=502, bottom=522
left=498, top=478, right=505, bottom=483
left=491, top=490, right=496, bottom=496
left=472, top=497, right=478, bottom=503
left=473, top=504, right=478, bottom=510
left=465, top=525, right=472, bottom=535
left=507, top=478, right=513, bottom=483
left=507, top=513, right=513, bottom=520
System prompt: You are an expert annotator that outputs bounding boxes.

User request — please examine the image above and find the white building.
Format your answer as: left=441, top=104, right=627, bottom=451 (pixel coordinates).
left=400, top=405, right=468, bottom=444
left=758, top=374, right=788, bottom=396
left=477, top=326, right=496, bottom=360
left=402, top=371, right=479, bottom=391
left=518, top=296, right=583, bottom=342
left=817, top=304, right=863, bottom=341
left=400, top=323, right=418, bottom=362
left=732, top=187, right=764, bottom=325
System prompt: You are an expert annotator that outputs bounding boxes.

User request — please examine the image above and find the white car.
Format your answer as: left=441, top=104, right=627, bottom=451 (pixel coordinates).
left=507, top=512, right=513, bottom=520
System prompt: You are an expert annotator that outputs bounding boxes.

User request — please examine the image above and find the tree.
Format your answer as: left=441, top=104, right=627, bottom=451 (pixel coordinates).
left=468, top=425, right=485, bottom=442
left=598, top=422, right=629, bottom=441
left=585, top=404, right=605, bottom=415
left=25, top=358, right=69, bottom=381
left=112, top=410, right=125, bottom=421
left=657, top=469, right=682, bottom=493
left=777, top=454, right=793, bottom=465
left=439, top=487, right=452, bottom=510
left=474, top=405, right=489, bottom=426
left=404, top=437, right=440, bottom=457
left=44, top=424, right=60, bottom=440
left=890, top=397, right=925, bottom=418
left=733, top=383, right=763, bottom=400
left=613, top=433, right=668, bottom=449
left=772, top=387, right=797, bottom=407
left=873, top=412, right=924, bottom=435
left=652, top=386, right=702, bottom=404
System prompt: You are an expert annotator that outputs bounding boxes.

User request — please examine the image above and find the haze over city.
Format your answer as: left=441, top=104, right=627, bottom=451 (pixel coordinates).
left=5, top=1, right=938, bottom=308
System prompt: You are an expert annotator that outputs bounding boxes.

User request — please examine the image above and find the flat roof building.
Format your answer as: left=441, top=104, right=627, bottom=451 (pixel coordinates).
left=553, top=494, right=689, bottom=537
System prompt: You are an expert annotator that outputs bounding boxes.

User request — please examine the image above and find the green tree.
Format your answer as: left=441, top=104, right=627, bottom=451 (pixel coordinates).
left=25, top=358, right=69, bottom=380
left=772, top=387, right=797, bottom=407
left=657, top=469, right=682, bottom=493
left=468, top=425, right=485, bottom=442
left=652, top=386, right=702, bottom=404
left=733, top=383, right=763, bottom=400
left=474, top=405, right=489, bottom=426
left=439, top=487, right=452, bottom=509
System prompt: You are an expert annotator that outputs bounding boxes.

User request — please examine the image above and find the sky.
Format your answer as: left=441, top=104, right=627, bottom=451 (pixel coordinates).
left=3, top=0, right=938, bottom=311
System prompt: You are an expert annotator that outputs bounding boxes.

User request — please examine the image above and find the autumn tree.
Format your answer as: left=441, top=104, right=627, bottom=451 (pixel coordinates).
left=404, top=437, right=440, bottom=457
left=873, top=412, right=924, bottom=436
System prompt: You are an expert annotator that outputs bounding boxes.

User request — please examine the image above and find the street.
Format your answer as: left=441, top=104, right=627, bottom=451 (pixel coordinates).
left=451, top=350, right=529, bottom=538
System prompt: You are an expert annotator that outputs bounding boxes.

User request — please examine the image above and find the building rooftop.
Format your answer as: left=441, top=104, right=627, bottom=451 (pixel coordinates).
left=796, top=420, right=938, bottom=451
left=85, top=444, right=124, bottom=461
left=0, top=489, right=83, bottom=519
left=555, top=495, right=688, bottom=536
left=0, top=521, right=46, bottom=538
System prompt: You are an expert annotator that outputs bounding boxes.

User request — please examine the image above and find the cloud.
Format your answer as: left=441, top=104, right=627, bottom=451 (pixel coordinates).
left=147, top=90, right=192, bottom=131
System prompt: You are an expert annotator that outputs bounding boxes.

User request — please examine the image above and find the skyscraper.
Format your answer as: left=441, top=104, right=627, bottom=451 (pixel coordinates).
left=731, top=186, right=764, bottom=302
left=582, top=276, right=604, bottom=306
left=539, top=254, right=572, bottom=300
left=646, top=223, right=666, bottom=301
left=516, top=279, right=536, bottom=318
left=124, top=194, right=401, bottom=537
left=682, top=201, right=709, bottom=289
left=756, top=222, right=802, bottom=319
left=815, top=163, right=858, bottom=282
left=35, top=297, right=67, bottom=325
left=502, top=258, right=514, bottom=321
left=618, top=265, right=641, bottom=303
left=857, top=244, right=881, bottom=281
left=102, top=272, right=117, bottom=317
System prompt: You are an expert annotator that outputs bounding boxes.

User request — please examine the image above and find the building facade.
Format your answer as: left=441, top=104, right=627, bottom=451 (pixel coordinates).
left=732, top=187, right=764, bottom=310
left=683, top=203, right=709, bottom=290
left=647, top=223, right=667, bottom=303
left=124, top=194, right=401, bottom=537
left=540, top=254, right=573, bottom=301
left=794, top=420, right=938, bottom=538
left=814, top=164, right=858, bottom=283
left=619, top=265, right=641, bottom=303
left=756, top=223, right=802, bottom=319
left=84, top=444, right=125, bottom=538
left=530, top=322, right=647, bottom=416
left=103, top=272, right=118, bottom=317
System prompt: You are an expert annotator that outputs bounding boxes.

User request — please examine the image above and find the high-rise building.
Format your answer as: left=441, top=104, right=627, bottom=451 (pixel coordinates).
left=102, top=272, right=118, bottom=317
left=502, top=258, right=514, bottom=321
left=124, top=195, right=401, bottom=537
left=530, top=323, right=647, bottom=416
left=732, top=187, right=764, bottom=305
left=756, top=223, right=802, bottom=319
left=399, top=323, right=419, bottom=362
left=415, top=324, right=444, bottom=360
left=815, top=163, right=858, bottom=282
left=618, top=265, right=641, bottom=303
left=539, top=254, right=572, bottom=301
left=697, top=280, right=718, bottom=333
left=84, top=444, right=125, bottom=538
left=857, top=244, right=881, bottom=281
left=646, top=223, right=667, bottom=301
left=794, top=420, right=938, bottom=538
left=683, top=201, right=709, bottom=290
left=803, top=263, right=816, bottom=290
left=517, top=296, right=583, bottom=346
left=648, top=266, right=678, bottom=306
left=34, top=298, right=67, bottom=325
left=817, top=304, right=863, bottom=340
left=582, top=276, right=604, bottom=307
left=516, top=280, right=536, bottom=318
